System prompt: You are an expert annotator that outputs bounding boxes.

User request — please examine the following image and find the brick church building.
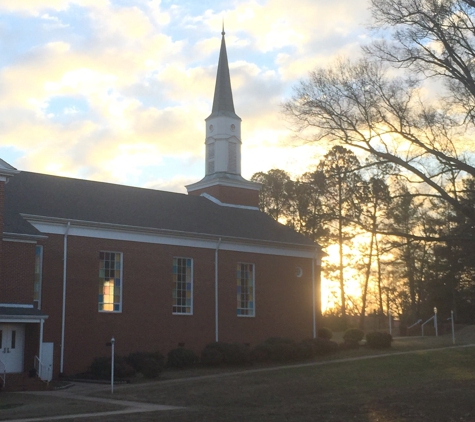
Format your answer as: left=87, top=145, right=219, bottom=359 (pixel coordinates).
left=0, top=31, right=324, bottom=380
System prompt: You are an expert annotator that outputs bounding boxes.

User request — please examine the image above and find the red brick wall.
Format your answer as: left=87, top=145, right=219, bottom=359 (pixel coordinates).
left=188, top=184, right=260, bottom=207
left=38, top=234, right=318, bottom=375
left=0, top=241, right=36, bottom=303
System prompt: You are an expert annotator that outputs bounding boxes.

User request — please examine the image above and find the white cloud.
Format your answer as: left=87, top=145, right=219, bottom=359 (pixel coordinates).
left=0, top=0, right=373, bottom=191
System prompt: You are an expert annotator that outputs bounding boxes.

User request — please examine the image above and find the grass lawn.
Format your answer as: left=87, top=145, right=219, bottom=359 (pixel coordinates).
left=92, top=346, right=475, bottom=422
left=1, top=332, right=475, bottom=422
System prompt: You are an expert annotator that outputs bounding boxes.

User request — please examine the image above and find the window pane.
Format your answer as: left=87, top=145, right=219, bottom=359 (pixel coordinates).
left=98, top=251, right=122, bottom=312
left=172, top=257, right=193, bottom=314
left=237, top=263, right=255, bottom=317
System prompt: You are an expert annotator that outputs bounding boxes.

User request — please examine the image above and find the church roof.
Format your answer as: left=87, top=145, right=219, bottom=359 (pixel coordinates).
left=4, top=171, right=316, bottom=248
left=207, top=30, right=240, bottom=120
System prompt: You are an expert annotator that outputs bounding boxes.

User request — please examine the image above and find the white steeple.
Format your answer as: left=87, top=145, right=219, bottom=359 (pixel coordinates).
left=186, top=28, right=261, bottom=208
left=205, top=27, right=242, bottom=176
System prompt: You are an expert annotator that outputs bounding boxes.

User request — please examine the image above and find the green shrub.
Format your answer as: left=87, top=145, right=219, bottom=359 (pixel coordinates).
left=366, top=331, right=393, bottom=349
left=167, top=347, right=198, bottom=369
left=300, top=338, right=339, bottom=357
left=313, top=338, right=339, bottom=355
left=297, top=339, right=316, bottom=359
left=339, top=340, right=359, bottom=351
left=201, top=342, right=250, bottom=366
left=224, top=343, right=251, bottom=365
left=317, top=327, right=333, bottom=340
left=343, top=328, right=365, bottom=344
left=264, top=337, right=299, bottom=362
left=250, top=342, right=273, bottom=363
left=126, top=352, right=165, bottom=378
left=89, top=356, right=135, bottom=380
left=201, top=346, right=224, bottom=366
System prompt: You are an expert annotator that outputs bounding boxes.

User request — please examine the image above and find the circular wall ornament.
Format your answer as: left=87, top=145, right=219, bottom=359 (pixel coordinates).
left=209, top=125, right=214, bottom=132
left=230, top=124, right=236, bottom=131
left=295, top=267, right=303, bottom=278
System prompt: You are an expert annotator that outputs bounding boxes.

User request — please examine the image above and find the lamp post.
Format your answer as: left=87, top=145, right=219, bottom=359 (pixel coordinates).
left=433, top=307, right=438, bottom=337
left=451, top=310, right=455, bottom=344
left=110, top=337, right=115, bottom=394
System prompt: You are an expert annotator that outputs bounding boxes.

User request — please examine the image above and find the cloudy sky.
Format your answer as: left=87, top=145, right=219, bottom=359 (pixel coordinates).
left=0, top=0, right=371, bottom=193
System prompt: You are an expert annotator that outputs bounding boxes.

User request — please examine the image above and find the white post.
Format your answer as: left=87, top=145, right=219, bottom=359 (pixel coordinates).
left=434, top=307, right=438, bottom=337
left=111, top=337, right=115, bottom=394
left=451, top=310, right=455, bottom=345
left=215, top=238, right=221, bottom=342
left=312, top=257, right=316, bottom=338
left=39, top=318, right=44, bottom=379
left=60, top=222, right=71, bottom=374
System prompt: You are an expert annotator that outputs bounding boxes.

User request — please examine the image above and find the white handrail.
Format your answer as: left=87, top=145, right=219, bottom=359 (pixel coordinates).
left=34, top=355, right=52, bottom=383
left=421, top=315, right=435, bottom=336
left=408, top=319, right=422, bottom=330
left=0, top=358, right=5, bottom=389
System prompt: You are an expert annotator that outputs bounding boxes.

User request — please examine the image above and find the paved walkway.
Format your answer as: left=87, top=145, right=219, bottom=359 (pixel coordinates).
left=9, top=385, right=184, bottom=422
left=5, top=343, right=475, bottom=422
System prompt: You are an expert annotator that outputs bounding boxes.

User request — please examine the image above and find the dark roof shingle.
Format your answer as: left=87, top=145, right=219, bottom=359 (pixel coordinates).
left=4, top=171, right=316, bottom=247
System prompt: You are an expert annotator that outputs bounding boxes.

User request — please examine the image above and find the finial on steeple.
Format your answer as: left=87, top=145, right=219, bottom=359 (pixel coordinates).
left=221, top=19, right=225, bottom=36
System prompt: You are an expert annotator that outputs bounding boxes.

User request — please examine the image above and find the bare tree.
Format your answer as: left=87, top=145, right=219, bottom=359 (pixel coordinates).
left=283, top=58, right=475, bottom=225
left=367, top=0, right=475, bottom=124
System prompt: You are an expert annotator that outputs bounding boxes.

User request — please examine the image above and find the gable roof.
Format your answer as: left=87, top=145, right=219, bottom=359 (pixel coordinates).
left=4, top=171, right=317, bottom=249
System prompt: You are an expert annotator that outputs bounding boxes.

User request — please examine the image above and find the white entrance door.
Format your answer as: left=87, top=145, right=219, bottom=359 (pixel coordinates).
left=0, top=324, right=25, bottom=373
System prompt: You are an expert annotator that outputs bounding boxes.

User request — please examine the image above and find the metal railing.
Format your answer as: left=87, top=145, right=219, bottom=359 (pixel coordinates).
left=34, top=356, right=52, bottom=383
left=407, top=319, right=422, bottom=330
left=421, top=308, right=438, bottom=337
left=0, top=358, right=5, bottom=389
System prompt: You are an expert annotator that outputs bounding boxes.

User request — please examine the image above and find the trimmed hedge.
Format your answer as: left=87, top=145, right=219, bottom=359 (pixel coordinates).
left=343, top=328, right=365, bottom=343
left=305, top=338, right=339, bottom=356
left=126, top=351, right=165, bottom=378
left=250, top=337, right=338, bottom=363
left=201, top=342, right=250, bottom=366
left=317, top=327, right=333, bottom=340
left=366, top=331, right=392, bottom=349
left=264, top=337, right=300, bottom=362
left=89, top=356, right=135, bottom=380
left=341, top=328, right=365, bottom=349
left=167, top=347, right=198, bottom=369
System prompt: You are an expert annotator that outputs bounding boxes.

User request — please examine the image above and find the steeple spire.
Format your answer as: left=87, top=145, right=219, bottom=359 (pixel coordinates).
left=209, top=26, right=239, bottom=119
left=186, top=28, right=261, bottom=208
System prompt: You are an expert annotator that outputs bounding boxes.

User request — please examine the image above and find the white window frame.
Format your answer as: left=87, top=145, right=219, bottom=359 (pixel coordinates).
left=98, top=251, right=123, bottom=313
left=172, top=257, right=193, bottom=315
left=237, top=262, right=255, bottom=317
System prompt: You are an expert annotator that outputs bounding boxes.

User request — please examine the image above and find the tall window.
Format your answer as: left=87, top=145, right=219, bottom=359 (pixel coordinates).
left=237, top=263, right=255, bottom=317
left=172, top=257, right=193, bottom=314
left=34, top=245, right=43, bottom=308
left=98, top=252, right=122, bottom=312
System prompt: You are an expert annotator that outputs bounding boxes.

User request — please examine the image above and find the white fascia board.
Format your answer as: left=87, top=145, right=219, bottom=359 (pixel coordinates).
left=186, top=177, right=261, bottom=192
left=23, top=216, right=319, bottom=259
left=0, top=316, right=48, bottom=323
left=0, top=303, right=34, bottom=308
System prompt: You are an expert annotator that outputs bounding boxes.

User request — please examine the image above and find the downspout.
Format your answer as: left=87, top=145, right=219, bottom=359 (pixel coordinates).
left=39, top=318, right=44, bottom=363
left=215, top=238, right=222, bottom=342
left=60, top=222, right=70, bottom=374
left=313, top=250, right=322, bottom=339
